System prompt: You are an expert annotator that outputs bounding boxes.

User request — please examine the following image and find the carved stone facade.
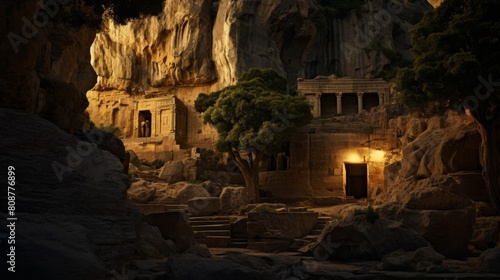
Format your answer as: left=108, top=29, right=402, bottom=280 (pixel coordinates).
left=298, top=76, right=393, bottom=117
left=259, top=104, right=403, bottom=200
left=86, top=91, right=188, bottom=160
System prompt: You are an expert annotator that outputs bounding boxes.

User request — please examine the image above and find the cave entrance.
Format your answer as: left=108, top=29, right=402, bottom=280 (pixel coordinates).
left=320, top=94, right=338, bottom=116
left=138, top=110, right=152, bottom=137
left=344, top=163, right=368, bottom=198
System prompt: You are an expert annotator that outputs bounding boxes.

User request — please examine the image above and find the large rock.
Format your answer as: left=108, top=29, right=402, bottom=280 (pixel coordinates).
left=127, top=179, right=157, bottom=204
left=159, top=160, right=185, bottom=183
left=154, top=182, right=210, bottom=204
left=188, top=197, right=220, bottom=216
left=480, top=248, right=500, bottom=273
left=0, top=1, right=96, bottom=132
left=247, top=212, right=318, bottom=240
left=137, top=222, right=176, bottom=259
left=472, top=217, right=500, bottom=251
left=300, top=215, right=429, bottom=261
left=91, top=0, right=216, bottom=91
left=0, top=109, right=137, bottom=279
left=378, top=202, right=476, bottom=259
left=382, top=247, right=445, bottom=272
left=143, top=211, right=194, bottom=253
left=219, top=186, right=250, bottom=214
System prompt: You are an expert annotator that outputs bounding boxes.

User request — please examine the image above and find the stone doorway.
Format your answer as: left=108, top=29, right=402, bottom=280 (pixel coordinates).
left=344, top=163, right=368, bottom=198
left=138, top=110, right=152, bottom=137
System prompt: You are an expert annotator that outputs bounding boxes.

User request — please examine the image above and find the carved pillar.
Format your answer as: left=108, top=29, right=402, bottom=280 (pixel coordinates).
left=316, top=93, right=322, bottom=117
left=378, top=92, right=384, bottom=106
left=171, top=99, right=176, bottom=134
left=336, top=92, right=342, bottom=115
left=357, top=92, right=364, bottom=113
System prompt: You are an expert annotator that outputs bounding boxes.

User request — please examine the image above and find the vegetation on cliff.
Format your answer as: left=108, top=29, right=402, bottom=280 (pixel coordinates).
left=396, top=0, right=500, bottom=214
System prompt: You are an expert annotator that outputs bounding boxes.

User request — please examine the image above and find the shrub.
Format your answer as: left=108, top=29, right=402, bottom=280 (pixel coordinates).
left=353, top=205, right=379, bottom=224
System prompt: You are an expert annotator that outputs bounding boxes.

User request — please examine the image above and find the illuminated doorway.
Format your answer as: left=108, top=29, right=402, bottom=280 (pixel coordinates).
left=344, top=163, right=368, bottom=198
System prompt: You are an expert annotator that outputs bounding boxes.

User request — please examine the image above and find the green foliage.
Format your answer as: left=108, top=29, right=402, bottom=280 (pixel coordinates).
left=353, top=206, right=380, bottom=224
left=195, top=68, right=313, bottom=156
left=251, top=204, right=277, bottom=213
left=51, top=0, right=165, bottom=29
left=395, top=0, right=500, bottom=110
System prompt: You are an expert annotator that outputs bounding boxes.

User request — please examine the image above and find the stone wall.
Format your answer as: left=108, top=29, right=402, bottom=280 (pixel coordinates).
left=260, top=116, right=396, bottom=199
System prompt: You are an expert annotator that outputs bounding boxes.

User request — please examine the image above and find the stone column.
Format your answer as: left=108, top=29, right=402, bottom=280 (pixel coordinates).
left=336, top=92, right=342, bottom=115
left=357, top=92, right=364, bottom=113
left=378, top=92, right=384, bottom=106
left=316, top=93, right=322, bottom=117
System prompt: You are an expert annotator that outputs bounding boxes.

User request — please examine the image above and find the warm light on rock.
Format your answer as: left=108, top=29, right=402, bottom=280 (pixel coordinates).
left=345, top=152, right=364, bottom=163
left=370, top=150, right=385, bottom=162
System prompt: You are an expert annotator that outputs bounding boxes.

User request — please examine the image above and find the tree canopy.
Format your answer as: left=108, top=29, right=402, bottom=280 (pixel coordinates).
left=195, top=68, right=312, bottom=201
left=396, top=0, right=500, bottom=109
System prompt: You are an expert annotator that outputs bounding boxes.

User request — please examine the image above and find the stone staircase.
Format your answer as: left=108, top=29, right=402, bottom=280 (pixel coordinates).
left=289, top=214, right=333, bottom=252
left=137, top=203, right=188, bottom=215
left=189, top=216, right=248, bottom=248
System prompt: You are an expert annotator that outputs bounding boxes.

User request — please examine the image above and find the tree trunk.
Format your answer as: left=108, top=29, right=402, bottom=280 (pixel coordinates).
left=228, top=151, right=260, bottom=203
left=476, top=119, right=500, bottom=215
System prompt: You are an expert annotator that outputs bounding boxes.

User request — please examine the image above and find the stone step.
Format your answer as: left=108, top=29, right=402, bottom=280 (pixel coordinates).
left=194, top=230, right=231, bottom=237
left=147, top=202, right=188, bottom=208
left=189, top=219, right=232, bottom=226
left=196, top=236, right=231, bottom=248
left=136, top=204, right=188, bottom=215
left=191, top=224, right=231, bottom=231
left=188, top=216, right=232, bottom=221
left=229, top=242, right=248, bottom=248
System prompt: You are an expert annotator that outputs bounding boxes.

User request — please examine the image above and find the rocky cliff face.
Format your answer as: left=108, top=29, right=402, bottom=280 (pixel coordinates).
left=374, top=111, right=487, bottom=258
left=91, top=0, right=216, bottom=92
left=0, top=1, right=97, bottom=132
left=89, top=0, right=431, bottom=93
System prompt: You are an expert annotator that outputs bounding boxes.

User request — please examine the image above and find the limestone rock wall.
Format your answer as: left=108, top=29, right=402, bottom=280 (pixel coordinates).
left=0, top=1, right=97, bottom=132
left=91, top=0, right=216, bottom=91
left=374, top=111, right=486, bottom=258
left=87, top=0, right=431, bottom=149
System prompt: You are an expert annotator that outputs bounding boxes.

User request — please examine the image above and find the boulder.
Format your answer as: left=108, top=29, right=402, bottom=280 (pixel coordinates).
left=471, top=217, right=500, bottom=251
left=143, top=211, right=194, bottom=253
left=378, top=201, right=477, bottom=259
left=382, top=247, right=445, bottom=272
left=183, top=157, right=199, bottom=182
left=219, top=186, right=249, bottom=214
left=247, top=212, right=318, bottom=240
left=127, top=179, right=157, bottom=204
left=188, top=197, right=220, bottom=216
left=300, top=215, right=428, bottom=261
left=399, top=207, right=476, bottom=258
left=0, top=110, right=137, bottom=279
left=159, top=160, right=185, bottom=183
left=154, top=182, right=210, bottom=204
left=137, top=222, right=176, bottom=259
left=480, top=248, right=500, bottom=273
